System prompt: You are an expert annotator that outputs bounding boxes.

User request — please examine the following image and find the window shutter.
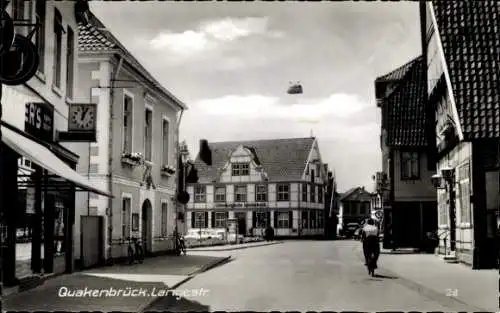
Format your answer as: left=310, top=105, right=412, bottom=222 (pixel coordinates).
left=204, top=212, right=209, bottom=228
left=289, top=211, right=293, bottom=228
left=211, top=212, right=215, bottom=228
left=191, top=212, right=195, bottom=228
left=274, top=211, right=278, bottom=228
left=266, top=212, right=271, bottom=227
left=252, top=212, right=256, bottom=228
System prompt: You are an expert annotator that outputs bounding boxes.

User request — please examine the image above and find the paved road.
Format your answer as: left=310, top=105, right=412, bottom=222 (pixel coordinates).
left=145, top=240, right=483, bottom=312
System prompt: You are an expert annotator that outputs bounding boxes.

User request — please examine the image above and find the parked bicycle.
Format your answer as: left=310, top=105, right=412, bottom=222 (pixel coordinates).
left=128, top=237, right=144, bottom=264
left=174, top=231, right=186, bottom=256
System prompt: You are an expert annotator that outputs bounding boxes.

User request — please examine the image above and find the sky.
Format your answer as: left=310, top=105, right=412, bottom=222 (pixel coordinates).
left=90, top=1, right=422, bottom=192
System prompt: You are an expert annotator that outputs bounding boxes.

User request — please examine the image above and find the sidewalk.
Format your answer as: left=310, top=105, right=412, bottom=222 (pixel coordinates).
left=3, top=254, right=231, bottom=312
left=187, top=240, right=283, bottom=252
left=378, top=251, right=497, bottom=312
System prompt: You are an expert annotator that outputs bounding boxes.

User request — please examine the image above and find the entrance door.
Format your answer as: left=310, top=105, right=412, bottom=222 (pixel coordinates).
left=141, top=199, right=153, bottom=254
left=235, top=212, right=246, bottom=236
left=485, top=171, right=499, bottom=267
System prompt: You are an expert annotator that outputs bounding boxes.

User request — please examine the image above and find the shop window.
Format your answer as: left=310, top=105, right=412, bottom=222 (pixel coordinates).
left=194, top=212, right=206, bottom=229
left=214, top=212, right=226, bottom=228
left=255, top=212, right=267, bottom=228
left=318, top=211, right=324, bottom=229
left=277, top=212, right=289, bottom=228
left=310, top=210, right=317, bottom=228
left=277, top=184, right=290, bottom=201
left=301, top=210, right=308, bottom=229
left=54, top=201, right=65, bottom=255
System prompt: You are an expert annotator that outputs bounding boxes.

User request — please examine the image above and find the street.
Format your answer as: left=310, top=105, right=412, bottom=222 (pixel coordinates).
left=145, top=240, right=492, bottom=312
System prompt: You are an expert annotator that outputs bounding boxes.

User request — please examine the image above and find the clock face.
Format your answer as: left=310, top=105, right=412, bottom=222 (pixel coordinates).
left=71, top=104, right=96, bottom=130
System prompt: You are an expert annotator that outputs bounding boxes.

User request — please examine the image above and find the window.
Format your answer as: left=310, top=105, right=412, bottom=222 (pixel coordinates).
left=122, top=94, right=133, bottom=153
left=35, top=0, right=45, bottom=74
left=162, top=119, right=169, bottom=166
left=53, top=8, right=63, bottom=89
left=255, top=212, right=267, bottom=228
left=232, top=163, right=249, bottom=176
left=401, top=151, right=420, bottom=179
left=318, top=185, right=323, bottom=203
left=65, top=27, right=74, bottom=99
left=301, top=210, right=308, bottom=229
left=214, top=212, right=226, bottom=228
left=144, top=108, right=152, bottom=161
left=316, top=164, right=320, bottom=177
left=121, top=197, right=131, bottom=239
left=318, top=211, right=324, bottom=229
left=161, top=202, right=168, bottom=237
left=235, top=186, right=247, bottom=202
left=277, top=212, right=289, bottom=228
left=214, top=187, right=226, bottom=202
left=310, top=184, right=316, bottom=203
left=255, top=185, right=267, bottom=202
left=277, top=184, right=289, bottom=201
left=310, top=210, right=317, bottom=228
left=458, top=162, right=471, bottom=224
left=194, top=212, right=206, bottom=229
left=194, top=186, right=206, bottom=203
left=302, top=183, right=307, bottom=202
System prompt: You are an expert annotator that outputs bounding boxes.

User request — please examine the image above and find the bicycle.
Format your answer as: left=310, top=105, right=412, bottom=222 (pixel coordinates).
left=175, top=233, right=186, bottom=256
left=128, top=237, right=144, bottom=264
left=366, top=250, right=377, bottom=276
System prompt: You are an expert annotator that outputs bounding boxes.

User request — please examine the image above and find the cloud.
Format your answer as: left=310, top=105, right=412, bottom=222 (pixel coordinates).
left=148, top=16, right=280, bottom=55
left=194, top=93, right=370, bottom=122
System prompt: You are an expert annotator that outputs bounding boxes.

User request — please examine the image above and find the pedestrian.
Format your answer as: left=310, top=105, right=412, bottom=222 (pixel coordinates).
left=361, top=218, right=380, bottom=267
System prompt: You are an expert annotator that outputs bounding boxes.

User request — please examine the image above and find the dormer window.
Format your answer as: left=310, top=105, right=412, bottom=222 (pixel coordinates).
left=232, top=163, right=249, bottom=176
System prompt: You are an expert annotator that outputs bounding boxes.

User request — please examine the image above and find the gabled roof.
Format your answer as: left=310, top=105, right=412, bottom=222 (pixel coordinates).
left=78, top=13, right=188, bottom=110
left=340, top=187, right=372, bottom=202
left=432, top=1, right=500, bottom=139
left=193, top=137, right=315, bottom=184
left=375, top=55, right=420, bottom=83
left=379, top=56, right=428, bottom=147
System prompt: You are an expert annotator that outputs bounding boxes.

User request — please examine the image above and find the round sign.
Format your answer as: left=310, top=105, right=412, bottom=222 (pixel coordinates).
left=375, top=211, right=383, bottom=219
left=0, top=34, right=39, bottom=85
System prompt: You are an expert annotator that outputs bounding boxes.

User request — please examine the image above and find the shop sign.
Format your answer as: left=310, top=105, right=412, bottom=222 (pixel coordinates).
left=25, top=102, right=54, bottom=143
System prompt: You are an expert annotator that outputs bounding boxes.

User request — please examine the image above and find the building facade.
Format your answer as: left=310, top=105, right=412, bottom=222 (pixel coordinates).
left=338, top=187, right=373, bottom=232
left=186, top=138, right=328, bottom=238
left=1, top=0, right=110, bottom=286
left=420, top=1, right=499, bottom=268
left=73, top=13, right=187, bottom=264
left=374, top=56, right=438, bottom=250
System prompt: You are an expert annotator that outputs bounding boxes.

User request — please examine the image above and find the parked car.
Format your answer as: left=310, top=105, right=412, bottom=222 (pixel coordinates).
left=343, top=223, right=360, bottom=238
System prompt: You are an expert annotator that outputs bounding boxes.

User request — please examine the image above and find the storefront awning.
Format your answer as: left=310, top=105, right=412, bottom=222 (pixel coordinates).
left=2, top=126, right=113, bottom=198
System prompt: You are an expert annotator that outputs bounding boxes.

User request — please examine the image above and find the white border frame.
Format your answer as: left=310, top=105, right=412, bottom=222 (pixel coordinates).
left=161, top=115, right=171, bottom=167
left=122, top=89, right=135, bottom=154
left=121, top=192, right=133, bottom=239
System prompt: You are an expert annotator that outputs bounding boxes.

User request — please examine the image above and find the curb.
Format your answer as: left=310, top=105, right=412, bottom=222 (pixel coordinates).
left=188, top=241, right=283, bottom=252
left=352, top=247, right=488, bottom=312
left=137, top=256, right=232, bottom=313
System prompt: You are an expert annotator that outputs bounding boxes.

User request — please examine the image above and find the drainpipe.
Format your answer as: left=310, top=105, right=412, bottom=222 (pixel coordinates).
left=106, top=54, right=124, bottom=260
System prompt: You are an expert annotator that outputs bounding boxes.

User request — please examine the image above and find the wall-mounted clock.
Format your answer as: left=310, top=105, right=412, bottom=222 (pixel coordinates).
left=68, top=103, right=97, bottom=132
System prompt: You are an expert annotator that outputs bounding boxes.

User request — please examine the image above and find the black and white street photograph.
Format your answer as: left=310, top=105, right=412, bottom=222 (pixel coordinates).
left=0, top=0, right=498, bottom=312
